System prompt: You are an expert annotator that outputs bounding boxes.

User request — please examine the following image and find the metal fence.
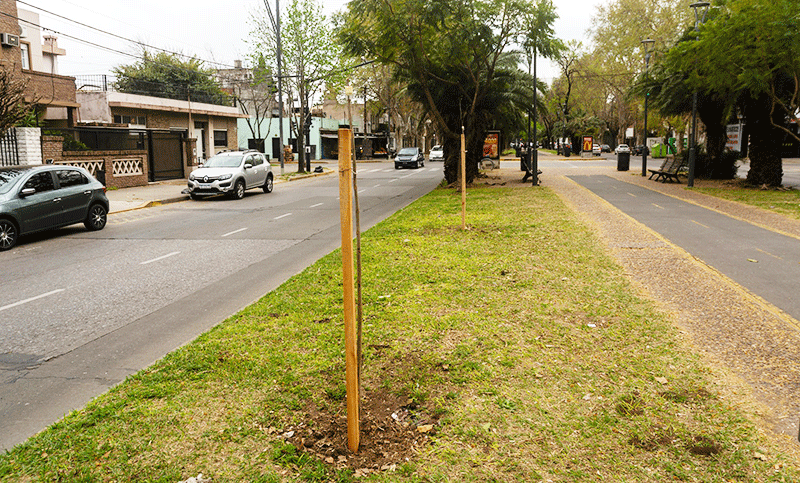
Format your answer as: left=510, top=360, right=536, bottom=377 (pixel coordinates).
left=0, top=128, right=19, bottom=166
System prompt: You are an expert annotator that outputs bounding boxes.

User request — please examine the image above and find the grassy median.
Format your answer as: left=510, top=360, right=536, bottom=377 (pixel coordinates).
left=1, top=184, right=797, bottom=482
left=694, top=183, right=800, bottom=220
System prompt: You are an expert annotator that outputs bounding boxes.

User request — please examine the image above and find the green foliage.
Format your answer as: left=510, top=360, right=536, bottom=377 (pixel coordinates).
left=113, top=49, right=230, bottom=105
left=337, top=0, right=560, bottom=184
left=0, top=68, right=34, bottom=134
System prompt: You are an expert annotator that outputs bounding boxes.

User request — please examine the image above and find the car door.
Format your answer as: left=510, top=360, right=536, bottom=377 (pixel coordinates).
left=55, top=169, right=92, bottom=225
left=243, top=153, right=258, bottom=188
left=252, top=153, right=267, bottom=186
left=16, top=171, right=60, bottom=234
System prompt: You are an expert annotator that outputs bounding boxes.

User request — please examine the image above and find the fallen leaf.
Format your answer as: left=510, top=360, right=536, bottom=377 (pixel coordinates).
left=655, top=377, right=668, bottom=385
left=417, top=424, right=434, bottom=433
left=754, top=452, right=768, bottom=461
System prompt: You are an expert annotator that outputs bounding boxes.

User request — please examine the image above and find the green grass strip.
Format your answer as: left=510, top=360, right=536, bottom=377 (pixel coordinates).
left=1, top=184, right=797, bottom=482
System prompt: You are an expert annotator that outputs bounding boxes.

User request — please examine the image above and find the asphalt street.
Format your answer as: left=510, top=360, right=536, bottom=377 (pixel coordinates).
left=568, top=174, right=800, bottom=323
left=0, top=161, right=443, bottom=451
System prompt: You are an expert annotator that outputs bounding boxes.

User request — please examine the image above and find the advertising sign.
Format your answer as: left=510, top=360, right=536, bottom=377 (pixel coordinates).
left=726, top=124, right=743, bottom=152
left=483, top=131, right=500, bottom=159
left=582, top=136, right=593, bottom=152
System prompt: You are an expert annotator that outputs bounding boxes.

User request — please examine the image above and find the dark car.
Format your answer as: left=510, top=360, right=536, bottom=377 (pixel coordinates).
left=632, top=145, right=646, bottom=156
left=0, top=165, right=109, bottom=251
left=394, top=147, right=424, bottom=169
left=600, top=144, right=611, bottom=153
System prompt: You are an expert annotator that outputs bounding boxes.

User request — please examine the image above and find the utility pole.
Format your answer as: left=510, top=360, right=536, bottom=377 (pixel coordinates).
left=276, top=0, right=285, bottom=174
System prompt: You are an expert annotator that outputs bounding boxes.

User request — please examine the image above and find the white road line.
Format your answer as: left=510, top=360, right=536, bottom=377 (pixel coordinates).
left=652, top=203, right=664, bottom=209
left=374, top=184, right=381, bottom=188
left=389, top=179, right=398, bottom=183
left=627, top=192, right=636, bottom=198
left=401, top=172, right=418, bottom=179
left=222, top=227, right=248, bottom=237
left=358, top=189, right=366, bottom=194
left=369, top=168, right=382, bottom=173
left=383, top=169, right=394, bottom=172
left=429, top=168, right=439, bottom=172
left=310, top=202, right=324, bottom=208
left=140, top=251, right=181, bottom=265
left=0, top=289, right=65, bottom=313
left=691, top=220, right=709, bottom=229
left=274, top=213, right=292, bottom=220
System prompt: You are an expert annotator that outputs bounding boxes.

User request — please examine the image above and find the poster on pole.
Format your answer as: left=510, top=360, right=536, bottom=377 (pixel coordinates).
left=726, top=124, right=743, bottom=152
left=582, top=136, right=593, bottom=153
left=483, top=131, right=500, bottom=160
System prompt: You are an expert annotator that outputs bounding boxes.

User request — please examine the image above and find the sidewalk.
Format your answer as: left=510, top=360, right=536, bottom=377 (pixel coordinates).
left=106, top=164, right=336, bottom=214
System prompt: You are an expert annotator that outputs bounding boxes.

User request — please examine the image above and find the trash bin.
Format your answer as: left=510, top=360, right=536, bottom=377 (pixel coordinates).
left=617, top=152, right=630, bottom=171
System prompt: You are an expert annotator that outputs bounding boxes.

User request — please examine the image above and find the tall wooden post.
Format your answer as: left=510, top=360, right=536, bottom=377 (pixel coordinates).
left=460, top=128, right=466, bottom=230
left=338, top=128, right=360, bottom=452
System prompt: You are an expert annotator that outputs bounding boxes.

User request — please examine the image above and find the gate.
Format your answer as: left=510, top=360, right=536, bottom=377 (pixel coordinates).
left=0, top=128, right=19, bottom=166
left=148, top=131, right=184, bottom=181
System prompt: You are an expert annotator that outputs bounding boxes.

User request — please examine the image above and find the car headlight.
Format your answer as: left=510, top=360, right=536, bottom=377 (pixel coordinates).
left=189, top=173, right=196, bottom=181
left=218, top=173, right=232, bottom=180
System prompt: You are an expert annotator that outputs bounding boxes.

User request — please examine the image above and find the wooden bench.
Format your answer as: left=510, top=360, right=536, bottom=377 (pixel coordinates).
left=648, top=157, right=684, bottom=183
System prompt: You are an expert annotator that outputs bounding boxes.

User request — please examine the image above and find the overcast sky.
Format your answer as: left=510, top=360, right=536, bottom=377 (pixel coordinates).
left=19, top=0, right=599, bottom=84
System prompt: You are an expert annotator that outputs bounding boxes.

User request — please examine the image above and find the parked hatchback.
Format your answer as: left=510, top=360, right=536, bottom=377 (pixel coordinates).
left=615, top=144, right=631, bottom=154
left=0, top=165, right=109, bottom=251
left=429, top=145, right=444, bottom=162
left=394, top=147, right=424, bottom=169
left=188, top=150, right=273, bottom=200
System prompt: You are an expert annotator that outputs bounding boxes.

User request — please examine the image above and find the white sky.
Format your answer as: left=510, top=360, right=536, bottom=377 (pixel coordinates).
left=18, top=0, right=599, bottom=85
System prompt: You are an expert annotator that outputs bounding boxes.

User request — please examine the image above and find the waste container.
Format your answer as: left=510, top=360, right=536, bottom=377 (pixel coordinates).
left=617, top=152, right=630, bottom=171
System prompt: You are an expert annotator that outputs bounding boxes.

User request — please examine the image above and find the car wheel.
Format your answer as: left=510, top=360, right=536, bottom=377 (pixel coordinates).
left=395, top=164, right=400, bottom=169
left=421, top=159, right=425, bottom=167
left=0, top=219, right=18, bottom=251
left=262, top=174, right=273, bottom=193
left=230, top=179, right=246, bottom=200
left=84, top=203, right=108, bottom=231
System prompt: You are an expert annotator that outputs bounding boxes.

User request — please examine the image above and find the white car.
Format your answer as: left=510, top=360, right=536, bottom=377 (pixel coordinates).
left=188, top=150, right=273, bottom=200
left=429, top=145, right=444, bottom=162
left=592, top=144, right=601, bottom=156
left=614, top=144, right=631, bottom=155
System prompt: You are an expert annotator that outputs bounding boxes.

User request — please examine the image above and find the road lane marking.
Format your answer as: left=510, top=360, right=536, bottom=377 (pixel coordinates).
left=626, top=192, right=636, bottom=198
left=140, top=251, right=180, bottom=265
left=756, top=248, right=782, bottom=260
left=389, top=179, right=398, bottom=183
left=374, top=184, right=381, bottom=188
left=358, top=189, right=366, bottom=194
left=652, top=203, right=664, bottom=209
left=0, top=289, right=65, bottom=313
left=222, top=228, right=248, bottom=237
left=401, top=172, right=418, bottom=179
left=369, top=168, right=381, bottom=173
left=310, top=202, right=324, bottom=208
left=691, top=220, right=709, bottom=228
left=274, top=213, right=292, bottom=220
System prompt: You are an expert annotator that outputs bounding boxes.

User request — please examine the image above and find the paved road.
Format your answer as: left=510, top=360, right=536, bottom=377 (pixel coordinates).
left=0, top=161, right=443, bottom=450
left=568, top=175, right=800, bottom=322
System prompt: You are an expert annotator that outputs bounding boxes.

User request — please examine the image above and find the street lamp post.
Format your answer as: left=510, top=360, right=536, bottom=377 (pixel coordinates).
left=687, top=1, right=710, bottom=187
left=641, top=38, right=655, bottom=177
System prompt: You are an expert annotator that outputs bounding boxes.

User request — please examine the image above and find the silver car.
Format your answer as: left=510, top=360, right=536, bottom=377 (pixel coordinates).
left=188, top=150, right=273, bottom=200
left=0, top=165, right=109, bottom=251
left=429, top=145, right=444, bottom=162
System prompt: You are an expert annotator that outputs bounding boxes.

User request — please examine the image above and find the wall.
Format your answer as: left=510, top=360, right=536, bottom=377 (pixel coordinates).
left=16, top=127, right=42, bottom=165
left=42, top=135, right=149, bottom=189
left=0, top=0, right=21, bottom=72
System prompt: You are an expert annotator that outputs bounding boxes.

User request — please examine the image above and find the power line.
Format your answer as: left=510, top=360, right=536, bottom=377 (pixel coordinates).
left=12, top=2, right=239, bottom=70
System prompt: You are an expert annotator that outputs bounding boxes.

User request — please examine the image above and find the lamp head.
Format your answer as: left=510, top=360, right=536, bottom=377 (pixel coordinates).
left=345, top=85, right=354, bottom=96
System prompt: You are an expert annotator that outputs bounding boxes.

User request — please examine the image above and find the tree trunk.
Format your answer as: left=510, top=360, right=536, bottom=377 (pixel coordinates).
left=745, top=94, right=783, bottom=187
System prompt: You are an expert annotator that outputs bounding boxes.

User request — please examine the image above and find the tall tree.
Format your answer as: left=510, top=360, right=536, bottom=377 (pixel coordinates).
left=249, top=0, right=343, bottom=172
left=338, top=0, right=560, bottom=184
left=220, top=55, right=278, bottom=152
left=113, top=48, right=230, bottom=105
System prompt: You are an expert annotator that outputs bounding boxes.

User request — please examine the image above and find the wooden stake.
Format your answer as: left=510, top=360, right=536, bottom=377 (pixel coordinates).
left=461, top=129, right=466, bottom=230
left=338, top=128, right=360, bottom=452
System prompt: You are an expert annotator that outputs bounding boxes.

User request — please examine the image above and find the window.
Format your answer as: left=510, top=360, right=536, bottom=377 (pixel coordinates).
left=113, top=115, right=146, bottom=126
left=213, top=130, right=228, bottom=147
left=23, top=172, right=55, bottom=193
left=56, top=169, right=88, bottom=188
left=20, top=42, right=30, bottom=70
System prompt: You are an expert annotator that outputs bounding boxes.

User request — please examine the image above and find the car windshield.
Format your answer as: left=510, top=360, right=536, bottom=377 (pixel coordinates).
left=0, top=168, right=33, bottom=195
left=204, top=154, right=244, bottom=168
left=431, top=145, right=442, bottom=151
left=398, top=148, right=418, bottom=156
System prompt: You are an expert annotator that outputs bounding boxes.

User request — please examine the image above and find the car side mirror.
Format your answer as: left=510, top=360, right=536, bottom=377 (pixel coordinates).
left=244, top=163, right=253, bottom=169
left=20, top=188, right=36, bottom=197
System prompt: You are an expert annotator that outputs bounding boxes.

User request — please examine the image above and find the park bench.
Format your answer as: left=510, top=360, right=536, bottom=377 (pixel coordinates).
left=648, top=157, right=685, bottom=183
